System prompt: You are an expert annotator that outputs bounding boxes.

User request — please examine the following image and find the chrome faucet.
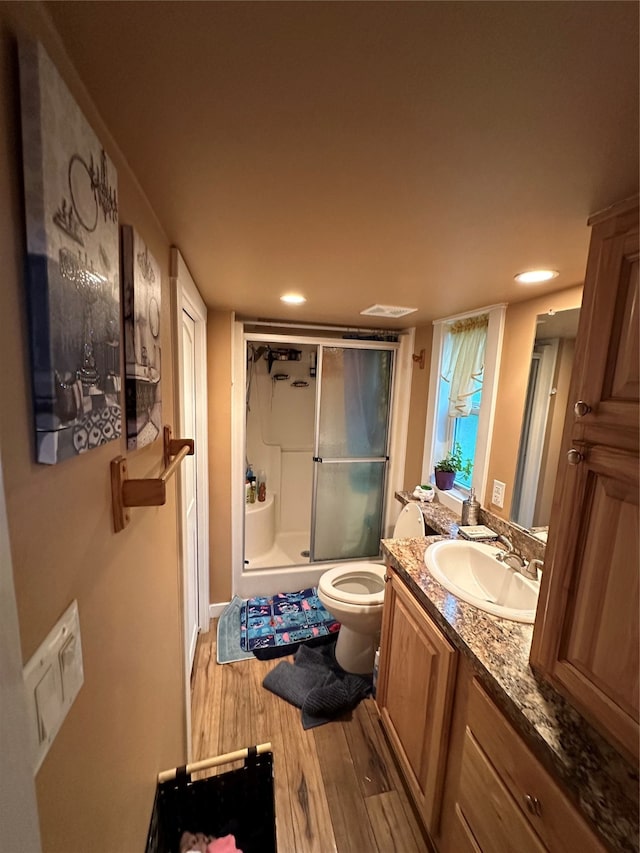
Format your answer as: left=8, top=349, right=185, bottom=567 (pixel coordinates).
left=497, top=534, right=515, bottom=553
left=495, top=535, right=525, bottom=567
left=495, top=535, right=541, bottom=580
left=523, top=558, right=544, bottom=582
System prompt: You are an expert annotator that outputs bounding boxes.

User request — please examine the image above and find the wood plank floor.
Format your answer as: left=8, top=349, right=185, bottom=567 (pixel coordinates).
left=190, top=620, right=434, bottom=853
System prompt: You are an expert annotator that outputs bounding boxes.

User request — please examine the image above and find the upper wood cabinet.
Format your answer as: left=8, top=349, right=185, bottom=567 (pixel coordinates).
left=376, top=568, right=457, bottom=835
left=530, top=196, right=639, bottom=763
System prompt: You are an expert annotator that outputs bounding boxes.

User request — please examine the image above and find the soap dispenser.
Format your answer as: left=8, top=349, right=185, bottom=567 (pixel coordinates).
left=461, top=487, right=480, bottom=526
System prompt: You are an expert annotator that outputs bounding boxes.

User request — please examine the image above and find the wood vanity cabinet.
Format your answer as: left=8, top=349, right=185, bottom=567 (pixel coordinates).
left=376, top=568, right=457, bottom=835
left=530, top=195, right=639, bottom=763
left=439, top=664, right=607, bottom=853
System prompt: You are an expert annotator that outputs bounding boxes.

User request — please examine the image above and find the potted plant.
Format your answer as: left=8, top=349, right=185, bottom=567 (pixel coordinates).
left=434, top=442, right=472, bottom=491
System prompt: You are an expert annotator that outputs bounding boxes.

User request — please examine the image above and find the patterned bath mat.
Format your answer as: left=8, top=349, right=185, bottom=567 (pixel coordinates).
left=240, top=587, right=340, bottom=658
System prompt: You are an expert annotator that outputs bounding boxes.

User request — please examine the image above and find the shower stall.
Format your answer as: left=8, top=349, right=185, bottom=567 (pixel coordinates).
left=242, top=332, right=400, bottom=583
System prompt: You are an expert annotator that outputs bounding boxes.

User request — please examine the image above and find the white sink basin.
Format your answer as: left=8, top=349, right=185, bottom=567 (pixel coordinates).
left=424, top=540, right=540, bottom=623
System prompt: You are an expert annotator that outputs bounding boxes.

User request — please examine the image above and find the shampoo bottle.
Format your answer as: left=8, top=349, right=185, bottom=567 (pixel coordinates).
left=246, top=465, right=256, bottom=503
left=257, top=470, right=266, bottom=502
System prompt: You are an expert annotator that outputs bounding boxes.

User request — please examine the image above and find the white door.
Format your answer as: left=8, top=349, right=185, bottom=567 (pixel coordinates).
left=172, top=247, right=209, bottom=758
left=182, top=308, right=199, bottom=671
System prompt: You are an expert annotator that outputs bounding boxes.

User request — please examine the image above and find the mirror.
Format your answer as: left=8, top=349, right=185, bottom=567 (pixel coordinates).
left=510, top=307, right=581, bottom=536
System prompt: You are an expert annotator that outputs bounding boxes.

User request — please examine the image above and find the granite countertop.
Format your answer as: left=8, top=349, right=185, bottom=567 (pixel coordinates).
left=395, top=489, right=546, bottom=561
left=383, top=495, right=638, bottom=853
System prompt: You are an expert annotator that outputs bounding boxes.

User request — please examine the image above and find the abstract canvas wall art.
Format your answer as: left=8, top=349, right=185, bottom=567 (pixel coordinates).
left=19, top=41, right=121, bottom=464
left=121, top=225, right=162, bottom=449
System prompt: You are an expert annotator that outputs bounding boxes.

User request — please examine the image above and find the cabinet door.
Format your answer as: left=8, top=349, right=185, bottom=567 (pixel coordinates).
left=377, top=570, right=457, bottom=834
left=448, top=805, right=482, bottom=853
left=531, top=196, right=639, bottom=762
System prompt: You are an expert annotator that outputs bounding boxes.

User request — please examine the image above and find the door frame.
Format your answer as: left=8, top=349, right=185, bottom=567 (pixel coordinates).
left=171, top=248, right=210, bottom=756
left=512, top=338, right=559, bottom=528
left=0, top=450, right=42, bottom=849
left=180, top=307, right=201, bottom=671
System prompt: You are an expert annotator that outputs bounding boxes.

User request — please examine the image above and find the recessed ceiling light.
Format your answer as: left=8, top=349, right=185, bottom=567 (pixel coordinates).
left=514, top=269, right=559, bottom=284
left=280, top=293, right=306, bottom=305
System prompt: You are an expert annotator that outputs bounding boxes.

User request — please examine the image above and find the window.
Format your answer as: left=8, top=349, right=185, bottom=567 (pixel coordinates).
left=451, top=386, right=482, bottom=490
left=422, top=304, right=506, bottom=509
left=436, top=314, right=487, bottom=492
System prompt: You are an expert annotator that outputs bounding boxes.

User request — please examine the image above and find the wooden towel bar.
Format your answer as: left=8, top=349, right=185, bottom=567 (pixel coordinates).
left=110, top=425, right=194, bottom=533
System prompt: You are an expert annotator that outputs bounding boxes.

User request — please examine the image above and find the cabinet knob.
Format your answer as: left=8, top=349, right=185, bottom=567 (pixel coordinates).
left=574, top=400, right=592, bottom=418
left=567, top=448, right=584, bottom=466
left=524, top=794, right=542, bottom=817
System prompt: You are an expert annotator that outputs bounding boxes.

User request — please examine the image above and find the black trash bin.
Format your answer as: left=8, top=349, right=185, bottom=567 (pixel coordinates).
left=146, top=745, right=276, bottom=853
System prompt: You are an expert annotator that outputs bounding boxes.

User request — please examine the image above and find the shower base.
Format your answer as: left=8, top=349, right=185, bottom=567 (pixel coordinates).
left=245, top=531, right=311, bottom=570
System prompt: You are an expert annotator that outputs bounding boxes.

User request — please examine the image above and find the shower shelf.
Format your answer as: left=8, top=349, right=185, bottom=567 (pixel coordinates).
left=110, top=425, right=194, bottom=533
left=267, top=347, right=301, bottom=373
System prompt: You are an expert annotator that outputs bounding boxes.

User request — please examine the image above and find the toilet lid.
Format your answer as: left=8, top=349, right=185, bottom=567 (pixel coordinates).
left=393, top=502, right=426, bottom=538
left=318, top=563, right=387, bottom=606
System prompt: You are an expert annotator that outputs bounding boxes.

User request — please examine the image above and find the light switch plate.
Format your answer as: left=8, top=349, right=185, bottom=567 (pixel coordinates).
left=23, top=600, right=83, bottom=773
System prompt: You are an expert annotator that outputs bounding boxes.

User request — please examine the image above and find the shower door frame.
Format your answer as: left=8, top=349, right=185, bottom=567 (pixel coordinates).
left=309, top=342, right=396, bottom=563
left=233, top=325, right=415, bottom=598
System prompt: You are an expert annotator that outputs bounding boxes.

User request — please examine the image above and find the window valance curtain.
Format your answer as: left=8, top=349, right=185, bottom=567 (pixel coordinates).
left=441, top=314, right=488, bottom=417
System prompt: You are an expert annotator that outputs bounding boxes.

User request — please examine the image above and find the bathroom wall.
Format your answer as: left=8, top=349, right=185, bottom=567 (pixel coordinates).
left=486, top=284, right=583, bottom=518
left=534, top=336, right=575, bottom=525
left=0, top=3, right=184, bottom=849
left=207, top=309, right=234, bottom=602
left=403, top=323, right=433, bottom=489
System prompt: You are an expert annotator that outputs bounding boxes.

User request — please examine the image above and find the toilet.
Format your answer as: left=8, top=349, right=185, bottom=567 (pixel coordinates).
left=317, top=502, right=426, bottom=674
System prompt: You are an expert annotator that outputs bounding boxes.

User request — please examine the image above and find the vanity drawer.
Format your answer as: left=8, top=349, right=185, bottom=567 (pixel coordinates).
left=458, top=727, right=546, bottom=853
left=467, top=679, right=606, bottom=852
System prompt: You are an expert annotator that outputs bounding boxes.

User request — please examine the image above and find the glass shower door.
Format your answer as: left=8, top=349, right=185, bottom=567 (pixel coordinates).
left=310, top=345, right=394, bottom=562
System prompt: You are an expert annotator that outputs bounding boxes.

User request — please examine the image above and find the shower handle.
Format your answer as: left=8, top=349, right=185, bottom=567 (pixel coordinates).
left=312, top=455, right=391, bottom=464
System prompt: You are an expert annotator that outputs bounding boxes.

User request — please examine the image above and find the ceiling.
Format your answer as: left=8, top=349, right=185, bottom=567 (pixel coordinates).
left=47, top=1, right=639, bottom=329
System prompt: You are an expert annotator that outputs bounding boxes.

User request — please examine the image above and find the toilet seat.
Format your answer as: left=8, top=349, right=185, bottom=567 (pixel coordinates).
left=317, top=505, right=424, bottom=609
left=314, top=502, right=427, bottom=674
left=393, top=502, right=426, bottom=538
left=318, top=562, right=386, bottom=607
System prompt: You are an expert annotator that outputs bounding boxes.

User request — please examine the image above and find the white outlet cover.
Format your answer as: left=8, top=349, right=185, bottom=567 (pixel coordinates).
left=23, top=600, right=83, bottom=773
left=492, top=479, right=506, bottom=508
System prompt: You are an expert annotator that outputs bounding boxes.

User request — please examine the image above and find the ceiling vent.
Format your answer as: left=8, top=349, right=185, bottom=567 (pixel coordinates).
left=360, top=304, right=418, bottom=318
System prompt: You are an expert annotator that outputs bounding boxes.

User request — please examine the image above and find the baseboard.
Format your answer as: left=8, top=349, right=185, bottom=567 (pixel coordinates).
left=209, top=601, right=230, bottom=619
